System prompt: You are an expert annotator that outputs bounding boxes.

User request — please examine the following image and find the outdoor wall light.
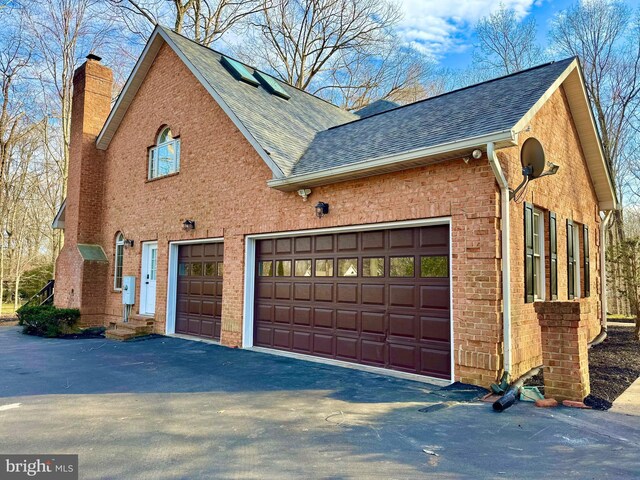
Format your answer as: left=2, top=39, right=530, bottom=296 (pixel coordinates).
left=123, top=239, right=134, bottom=248
left=315, top=202, right=329, bottom=218
left=183, top=219, right=196, bottom=230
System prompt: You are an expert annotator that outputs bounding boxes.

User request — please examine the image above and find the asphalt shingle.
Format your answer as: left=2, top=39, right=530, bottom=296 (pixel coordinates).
left=166, top=28, right=574, bottom=179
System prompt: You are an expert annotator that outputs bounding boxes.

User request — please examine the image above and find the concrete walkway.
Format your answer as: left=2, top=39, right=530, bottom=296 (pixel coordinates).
left=610, top=377, right=640, bottom=416
left=1, top=326, right=640, bottom=479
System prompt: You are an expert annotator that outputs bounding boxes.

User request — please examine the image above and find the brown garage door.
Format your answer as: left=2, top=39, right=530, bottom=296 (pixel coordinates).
left=254, top=225, right=451, bottom=379
left=176, top=242, right=224, bottom=340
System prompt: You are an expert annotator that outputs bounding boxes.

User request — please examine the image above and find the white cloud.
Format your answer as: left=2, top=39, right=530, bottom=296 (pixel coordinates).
left=397, top=0, right=538, bottom=60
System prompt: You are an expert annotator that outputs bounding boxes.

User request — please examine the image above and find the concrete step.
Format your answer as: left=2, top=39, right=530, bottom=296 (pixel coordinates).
left=113, top=322, right=152, bottom=334
left=128, top=314, right=155, bottom=326
left=105, top=320, right=154, bottom=341
left=105, top=329, right=139, bottom=341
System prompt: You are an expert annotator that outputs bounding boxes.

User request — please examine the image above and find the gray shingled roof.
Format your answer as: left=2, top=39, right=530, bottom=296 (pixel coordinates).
left=292, top=58, right=575, bottom=175
left=165, top=29, right=356, bottom=176
left=165, top=28, right=573, bottom=179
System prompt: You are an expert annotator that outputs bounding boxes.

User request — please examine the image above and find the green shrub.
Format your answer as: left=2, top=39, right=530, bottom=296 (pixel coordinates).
left=16, top=305, right=81, bottom=337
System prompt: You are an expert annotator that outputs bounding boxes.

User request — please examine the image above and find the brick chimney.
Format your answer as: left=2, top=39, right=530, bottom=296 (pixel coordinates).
left=65, top=54, right=113, bottom=245
left=54, top=55, right=113, bottom=322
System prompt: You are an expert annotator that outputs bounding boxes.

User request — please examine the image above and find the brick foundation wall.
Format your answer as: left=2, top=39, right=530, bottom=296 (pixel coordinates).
left=535, top=301, right=590, bottom=401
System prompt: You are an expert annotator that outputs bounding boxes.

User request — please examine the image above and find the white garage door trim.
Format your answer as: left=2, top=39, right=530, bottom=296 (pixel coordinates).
left=165, top=237, right=224, bottom=335
left=242, top=217, right=454, bottom=383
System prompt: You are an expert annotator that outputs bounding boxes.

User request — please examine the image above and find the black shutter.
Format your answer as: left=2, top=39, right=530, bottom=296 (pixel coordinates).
left=549, top=211, right=558, bottom=300
left=567, top=219, right=574, bottom=299
left=584, top=224, right=590, bottom=297
left=524, top=203, right=534, bottom=303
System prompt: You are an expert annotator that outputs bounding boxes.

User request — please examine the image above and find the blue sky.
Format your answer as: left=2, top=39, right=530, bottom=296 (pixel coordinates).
left=398, top=0, right=638, bottom=69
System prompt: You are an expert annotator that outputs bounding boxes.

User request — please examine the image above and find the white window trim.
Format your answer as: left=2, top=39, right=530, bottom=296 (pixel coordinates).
left=114, top=233, right=125, bottom=291
left=573, top=224, right=581, bottom=299
left=148, top=134, right=180, bottom=180
left=533, top=209, right=545, bottom=301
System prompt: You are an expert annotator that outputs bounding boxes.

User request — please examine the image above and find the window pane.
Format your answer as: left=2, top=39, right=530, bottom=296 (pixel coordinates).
left=178, top=263, right=190, bottom=276
left=363, top=258, right=384, bottom=277
left=115, top=243, right=124, bottom=289
left=338, top=258, right=358, bottom=277
left=315, top=259, right=333, bottom=277
left=390, top=257, right=414, bottom=277
left=157, top=144, right=174, bottom=176
left=158, top=128, right=173, bottom=144
left=258, top=261, right=272, bottom=276
left=275, top=260, right=291, bottom=276
left=420, top=256, right=448, bottom=277
left=294, top=259, right=312, bottom=277
left=204, top=263, right=215, bottom=276
left=217, top=261, right=224, bottom=277
left=149, top=149, right=157, bottom=179
left=190, top=262, right=202, bottom=276
left=150, top=249, right=157, bottom=280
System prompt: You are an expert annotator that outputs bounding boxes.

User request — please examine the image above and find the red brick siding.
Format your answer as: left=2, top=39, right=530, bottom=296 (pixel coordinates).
left=500, top=86, right=602, bottom=379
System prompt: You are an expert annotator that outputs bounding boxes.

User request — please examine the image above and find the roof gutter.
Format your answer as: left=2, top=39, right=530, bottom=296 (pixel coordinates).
left=268, top=131, right=516, bottom=191
left=487, top=142, right=512, bottom=379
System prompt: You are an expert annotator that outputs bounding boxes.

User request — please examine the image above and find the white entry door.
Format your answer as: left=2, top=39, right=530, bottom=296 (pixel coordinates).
left=140, top=242, right=158, bottom=315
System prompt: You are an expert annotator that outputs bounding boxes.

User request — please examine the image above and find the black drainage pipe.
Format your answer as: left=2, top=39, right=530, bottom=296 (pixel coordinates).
left=492, top=387, right=519, bottom=412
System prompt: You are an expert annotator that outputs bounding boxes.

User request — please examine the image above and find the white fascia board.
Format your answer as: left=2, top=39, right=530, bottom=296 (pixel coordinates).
left=267, top=130, right=516, bottom=191
left=51, top=198, right=66, bottom=230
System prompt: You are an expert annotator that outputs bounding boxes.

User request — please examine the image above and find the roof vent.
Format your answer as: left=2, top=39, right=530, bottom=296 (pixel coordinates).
left=253, top=71, right=290, bottom=100
left=221, top=56, right=259, bottom=86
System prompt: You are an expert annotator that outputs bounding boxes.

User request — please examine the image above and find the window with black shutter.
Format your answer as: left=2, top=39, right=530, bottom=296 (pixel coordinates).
left=567, top=220, right=575, bottom=299
left=549, top=211, right=557, bottom=300
left=524, top=203, right=534, bottom=303
left=584, top=225, right=590, bottom=297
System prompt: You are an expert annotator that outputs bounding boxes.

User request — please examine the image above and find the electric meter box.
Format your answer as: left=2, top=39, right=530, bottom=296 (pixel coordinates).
left=122, top=276, right=136, bottom=305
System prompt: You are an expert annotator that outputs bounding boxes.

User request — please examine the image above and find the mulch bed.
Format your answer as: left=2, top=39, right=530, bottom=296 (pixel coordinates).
left=586, top=326, right=640, bottom=410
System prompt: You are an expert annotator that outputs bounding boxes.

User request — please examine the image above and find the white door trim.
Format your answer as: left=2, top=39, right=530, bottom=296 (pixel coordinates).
left=140, top=241, right=158, bottom=315
left=165, top=237, right=224, bottom=335
left=242, top=217, right=454, bottom=383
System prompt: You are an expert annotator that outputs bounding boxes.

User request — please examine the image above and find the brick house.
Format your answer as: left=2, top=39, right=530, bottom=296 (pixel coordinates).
left=53, top=26, right=616, bottom=397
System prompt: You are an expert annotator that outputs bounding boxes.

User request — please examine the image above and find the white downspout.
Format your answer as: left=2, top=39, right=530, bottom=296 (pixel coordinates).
left=590, top=210, right=613, bottom=347
left=487, top=142, right=512, bottom=378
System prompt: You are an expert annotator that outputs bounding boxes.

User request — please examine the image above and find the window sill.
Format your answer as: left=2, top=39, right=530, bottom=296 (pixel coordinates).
left=146, top=171, right=179, bottom=183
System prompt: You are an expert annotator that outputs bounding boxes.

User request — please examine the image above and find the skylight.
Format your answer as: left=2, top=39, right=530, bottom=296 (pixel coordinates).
left=221, top=56, right=259, bottom=86
left=253, top=71, right=290, bottom=100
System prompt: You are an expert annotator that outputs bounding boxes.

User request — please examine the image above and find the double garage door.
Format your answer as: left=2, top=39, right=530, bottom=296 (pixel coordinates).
left=254, top=225, right=451, bottom=379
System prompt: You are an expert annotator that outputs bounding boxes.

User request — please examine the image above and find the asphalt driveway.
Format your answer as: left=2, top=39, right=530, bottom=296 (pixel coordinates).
left=1, top=326, right=639, bottom=479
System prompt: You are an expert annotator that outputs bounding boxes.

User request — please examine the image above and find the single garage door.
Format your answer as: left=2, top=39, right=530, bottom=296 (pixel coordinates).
left=254, top=225, right=451, bottom=379
left=176, top=242, right=224, bottom=340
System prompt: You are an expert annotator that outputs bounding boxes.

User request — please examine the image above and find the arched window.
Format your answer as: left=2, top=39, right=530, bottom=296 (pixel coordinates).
left=114, top=233, right=125, bottom=290
left=149, top=127, right=181, bottom=179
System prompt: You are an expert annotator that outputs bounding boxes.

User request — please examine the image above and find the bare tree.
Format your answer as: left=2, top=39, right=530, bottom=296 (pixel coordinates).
left=550, top=0, right=640, bottom=315
left=110, top=0, right=263, bottom=47
left=315, top=38, right=441, bottom=110
left=242, top=0, right=401, bottom=93
left=473, top=4, right=544, bottom=76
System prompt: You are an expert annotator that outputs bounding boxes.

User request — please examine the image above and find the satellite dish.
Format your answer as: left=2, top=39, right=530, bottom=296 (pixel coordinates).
left=520, top=138, right=545, bottom=179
